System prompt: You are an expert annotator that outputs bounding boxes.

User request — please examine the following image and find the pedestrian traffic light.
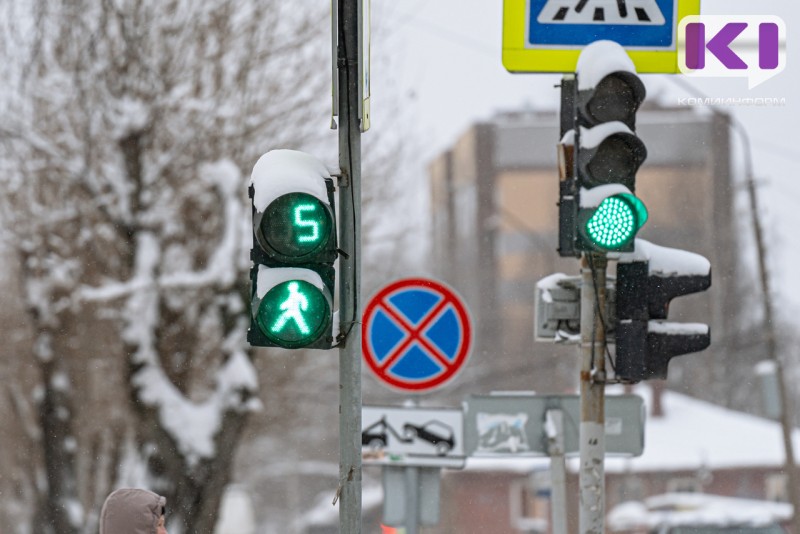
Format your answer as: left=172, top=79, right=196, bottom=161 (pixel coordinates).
left=248, top=149, right=337, bottom=349
left=571, top=40, right=649, bottom=254
left=614, top=239, right=712, bottom=381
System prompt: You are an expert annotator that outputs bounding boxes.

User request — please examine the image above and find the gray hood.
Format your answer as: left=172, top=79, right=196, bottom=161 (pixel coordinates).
left=99, top=488, right=165, bottom=534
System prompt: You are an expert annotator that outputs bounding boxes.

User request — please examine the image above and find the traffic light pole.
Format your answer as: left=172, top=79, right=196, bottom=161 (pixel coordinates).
left=579, top=253, right=607, bottom=534
left=336, top=0, right=362, bottom=531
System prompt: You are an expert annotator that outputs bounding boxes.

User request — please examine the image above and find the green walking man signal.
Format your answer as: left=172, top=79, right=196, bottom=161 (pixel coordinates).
left=273, top=281, right=311, bottom=334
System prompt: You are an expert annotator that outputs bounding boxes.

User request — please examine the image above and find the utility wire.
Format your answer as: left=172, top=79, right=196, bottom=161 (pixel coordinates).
left=587, top=253, right=617, bottom=375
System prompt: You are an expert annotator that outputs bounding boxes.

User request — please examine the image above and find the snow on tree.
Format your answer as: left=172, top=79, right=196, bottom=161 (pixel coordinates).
left=0, top=0, right=333, bottom=532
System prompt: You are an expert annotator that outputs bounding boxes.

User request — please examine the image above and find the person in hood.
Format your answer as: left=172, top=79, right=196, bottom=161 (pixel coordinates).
left=99, top=488, right=168, bottom=534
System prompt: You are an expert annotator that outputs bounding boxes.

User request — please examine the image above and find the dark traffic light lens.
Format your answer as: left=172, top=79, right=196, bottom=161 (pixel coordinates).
left=260, top=193, right=332, bottom=260
left=586, top=75, right=643, bottom=129
left=255, top=280, right=330, bottom=348
left=587, top=135, right=646, bottom=189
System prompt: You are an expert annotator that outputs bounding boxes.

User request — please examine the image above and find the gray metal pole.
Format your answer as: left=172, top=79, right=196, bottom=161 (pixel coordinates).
left=546, top=409, right=568, bottom=534
left=404, top=466, right=420, bottom=534
left=579, top=253, right=606, bottom=534
left=337, top=0, right=362, bottom=531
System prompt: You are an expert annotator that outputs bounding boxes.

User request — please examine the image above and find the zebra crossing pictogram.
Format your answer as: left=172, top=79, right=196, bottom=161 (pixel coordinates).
left=537, top=0, right=665, bottom=25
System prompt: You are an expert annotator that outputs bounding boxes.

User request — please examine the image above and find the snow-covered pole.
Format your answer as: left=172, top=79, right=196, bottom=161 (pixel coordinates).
left=336, top=0, right=363, bottom=531
left=579, top=253, right=607, bottom=533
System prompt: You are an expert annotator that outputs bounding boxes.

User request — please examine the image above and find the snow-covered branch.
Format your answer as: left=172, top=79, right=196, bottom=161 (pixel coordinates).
left=121, top=227, right=259, bottom=468
left=0, top=0, right=331, bottom=529
left=158, top=160, right=247, bottom=289
left=79, top=159, right=247, bottom=305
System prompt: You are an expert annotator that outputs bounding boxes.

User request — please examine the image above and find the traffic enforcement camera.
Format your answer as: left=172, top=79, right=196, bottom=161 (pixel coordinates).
left=559, top=40, right=649, bottom=256
left=248, top=150, right=337, bottom=350
left=614, top=240, right=712, bottom=381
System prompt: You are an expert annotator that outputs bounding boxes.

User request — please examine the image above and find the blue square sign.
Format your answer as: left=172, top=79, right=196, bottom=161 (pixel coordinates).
left=527, top=0, right=676, bottom=49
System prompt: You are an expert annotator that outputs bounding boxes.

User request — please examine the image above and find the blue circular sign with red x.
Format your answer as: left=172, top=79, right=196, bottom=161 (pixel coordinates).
left=362, top=278, right=472, bottom=393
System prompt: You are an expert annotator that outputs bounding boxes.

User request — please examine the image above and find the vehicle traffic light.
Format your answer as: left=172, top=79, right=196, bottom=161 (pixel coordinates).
left=614, top=239, right=712, bottom=381
left=248, top=149, right=337, bottom=349
left=567, top=40, right=649, bottom=255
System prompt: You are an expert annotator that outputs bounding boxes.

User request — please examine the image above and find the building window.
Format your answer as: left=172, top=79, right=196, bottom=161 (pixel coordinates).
left=666, top=477, right=700, bottom=493
left=617, top=476, right=645, bottom=503
left=509, top=479, right=548, bottom=533
left=766, top=473, right=788, bottom=502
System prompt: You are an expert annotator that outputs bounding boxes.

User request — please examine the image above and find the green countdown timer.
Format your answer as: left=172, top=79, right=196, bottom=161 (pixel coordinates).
left=254, top=280, right=331, bottom=348
left=585, top=194, right=648, bottom=251
left=260, top=193, right=332, bottom=261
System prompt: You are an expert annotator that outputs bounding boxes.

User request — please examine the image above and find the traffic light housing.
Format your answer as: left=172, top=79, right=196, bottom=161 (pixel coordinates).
left=248, top=150, right=337, bottom=349
left=614, top=239, right=712, bottom=381
left=560, top=41, right=649, bottom=256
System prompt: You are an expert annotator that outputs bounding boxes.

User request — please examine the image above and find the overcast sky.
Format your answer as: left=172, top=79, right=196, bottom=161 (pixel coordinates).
left=364, top=0, right=800, bottom=320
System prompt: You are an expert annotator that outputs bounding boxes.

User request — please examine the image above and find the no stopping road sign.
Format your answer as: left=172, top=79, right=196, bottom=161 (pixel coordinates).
left=362, top=278, right=472, bottom=393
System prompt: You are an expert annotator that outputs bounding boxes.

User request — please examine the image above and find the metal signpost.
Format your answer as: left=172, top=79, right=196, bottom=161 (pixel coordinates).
left=361, top=406, right=465, bottom=534
left=332, top=1, right=366, bottom=531
left=460, top=393, right=644, bottom=532
left=361, top=277, right=473, bottom=534
left=546, top=410, right=568, bottom=534
left=362, top=406, right=466, bottom=532
left=364, top=395, right=644, bottom=533
left=579, top=254, right=608, bottom=534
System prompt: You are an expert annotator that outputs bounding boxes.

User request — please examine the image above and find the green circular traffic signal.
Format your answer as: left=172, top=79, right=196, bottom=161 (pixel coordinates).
left=259, top=192, right=332, bottom=261
left=254, top=279, right=331, bottom=348
left=585, top=194, right=648, bottom=250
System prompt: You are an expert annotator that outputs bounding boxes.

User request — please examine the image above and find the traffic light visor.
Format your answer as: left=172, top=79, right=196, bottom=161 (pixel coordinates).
left=576, top=41, right=646, bottom=129
left=585, top=193, right=648, bottom=250
left=254, top=279, right=331, bottom=348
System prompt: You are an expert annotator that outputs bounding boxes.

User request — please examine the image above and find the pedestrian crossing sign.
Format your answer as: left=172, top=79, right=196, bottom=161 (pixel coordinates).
left=503, top=0, right=700, bottom=73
